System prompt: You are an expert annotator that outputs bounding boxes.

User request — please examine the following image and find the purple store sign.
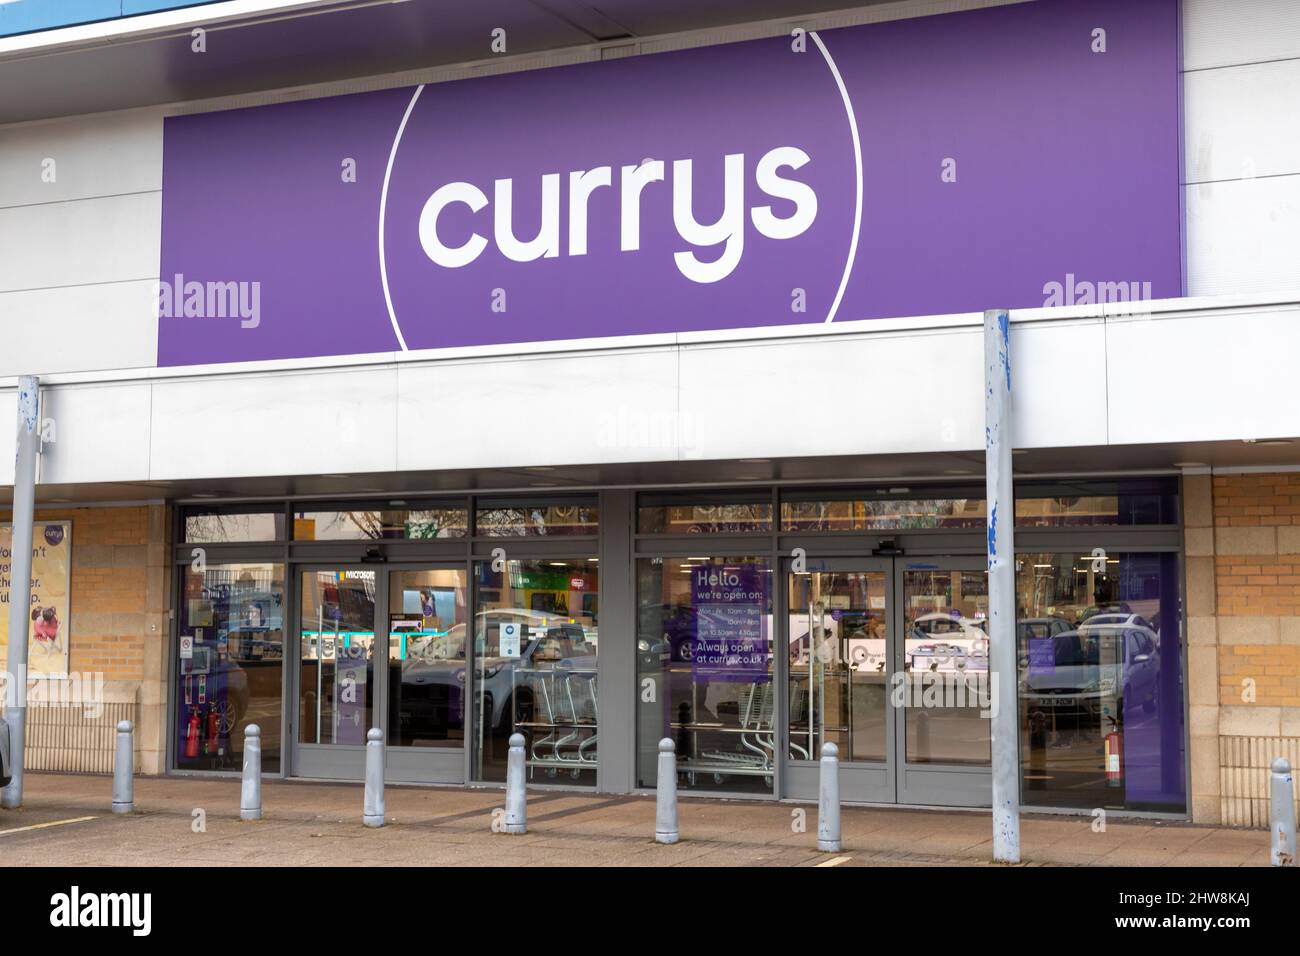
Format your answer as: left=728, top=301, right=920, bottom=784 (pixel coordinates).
left=157, top=0, right=1181, bottom=367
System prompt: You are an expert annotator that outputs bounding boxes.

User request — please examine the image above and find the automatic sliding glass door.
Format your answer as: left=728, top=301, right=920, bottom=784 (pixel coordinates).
left=783, top=558, right=894, bottom=803
left=384, top=566, right=468, bottom=784
left=291, top=565, right=468, bottom=783
left=894, top=559, right=993, bottom=806
left=293, top=567, right=377, bottom=779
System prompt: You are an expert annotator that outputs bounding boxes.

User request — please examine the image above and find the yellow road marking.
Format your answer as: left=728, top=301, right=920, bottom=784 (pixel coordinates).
left=0, top=815, right=97, bottom=837
left=816, top=855, right=852, bottom=867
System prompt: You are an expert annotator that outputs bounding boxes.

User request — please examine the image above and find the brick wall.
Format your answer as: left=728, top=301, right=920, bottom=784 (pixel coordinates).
left=1186, top=473, right=1300, bottom=826
left=1, top=504, right=171, bottom=773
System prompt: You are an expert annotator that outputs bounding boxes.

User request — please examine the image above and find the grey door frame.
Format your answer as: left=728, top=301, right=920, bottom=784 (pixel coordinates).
left=289, top=562, right=469, bottom=784
left=289, top=562, right=377, bottom=781
left=381, top=561, right=470, bottom=785
left=893, top=555, right=992, bottom=808
left=779, top=554, right=994, bottom=807
left=779, top=555, right=898, bottom=805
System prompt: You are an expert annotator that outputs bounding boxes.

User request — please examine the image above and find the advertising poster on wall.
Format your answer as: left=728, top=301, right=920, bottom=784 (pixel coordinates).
left=0, top=521, right=73, bottom=679
left=691, top=563, right=770, bottom=683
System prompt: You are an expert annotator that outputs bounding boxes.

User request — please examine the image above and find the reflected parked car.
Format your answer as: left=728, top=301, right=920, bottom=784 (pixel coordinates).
left=401, top=608, right=597, bottom=732
left=1017, top=616, right=1072, bottom=641
left=906, top=612, right=989, bottom=671
left=1019, top=625, right=1160, bottom=720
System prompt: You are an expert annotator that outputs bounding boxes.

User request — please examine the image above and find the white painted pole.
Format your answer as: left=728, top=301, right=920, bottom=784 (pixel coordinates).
left=2, top=376, right=40, bottom=810
left=984, top=309, right=1021, bottom=863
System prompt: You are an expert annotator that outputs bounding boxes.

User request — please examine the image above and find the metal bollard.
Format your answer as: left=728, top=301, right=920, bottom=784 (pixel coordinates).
left=1271, top=757, right=1296, bottom=867
left=363, top=727, right=385, bottom=828
left=502, top=732, right=527, bottom=834
left=656, top=738, right=679, bottom=845
left=112, top=720, right=133, bottom=814
left=818, top=741, right=842, bottom=852
left=240, top=724, right=262, bottom=822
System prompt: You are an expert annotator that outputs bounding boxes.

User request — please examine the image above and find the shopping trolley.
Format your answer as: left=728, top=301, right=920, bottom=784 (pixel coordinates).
left=681, top=681, right=777, bottom=787
left=514, top=666, right=598, bottom=779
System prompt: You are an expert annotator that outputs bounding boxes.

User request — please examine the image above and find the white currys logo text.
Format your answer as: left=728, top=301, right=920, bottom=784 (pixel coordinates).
left=418, top=147, right=817, bottom=284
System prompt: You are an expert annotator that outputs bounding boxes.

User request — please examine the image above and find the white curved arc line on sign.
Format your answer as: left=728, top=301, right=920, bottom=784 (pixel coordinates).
left=379, top=83, right=425, bottom=352
left=810, top=30, right=862, bottom=324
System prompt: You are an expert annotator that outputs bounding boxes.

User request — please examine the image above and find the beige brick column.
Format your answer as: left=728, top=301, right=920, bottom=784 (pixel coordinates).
left=139, top=504, right=172, bottom=774
left=1211, top=473, right=1300, bottom=826
left=1184, top=474, right=1220, bottom=823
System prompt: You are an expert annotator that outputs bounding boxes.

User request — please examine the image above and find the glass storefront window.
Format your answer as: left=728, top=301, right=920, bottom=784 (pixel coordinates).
left=638, top=494, right=772, bottom=533
left=176, top=562, right=284, bottom=772
left=1015, top=479, right=1179, bottom=527
left=788, top=570, right=888, bottom=763
left=475, top=499, right=598, bottom=537
left=298, top=569, right=376, bottom=745
left=781, top=493, right=985, bottom=531
left=1016, top=552, right=1185, bottom=811
left=473, top=559, right=599, bottom=785
left=293, top=504, right=467, bottom=540
left=637, top=556, right=774, bottom=794
left=387, top=569, right=469, bottom=748
left=183, top=506, right=284, bottom=542
left=901, top=569, right=991, bottom=765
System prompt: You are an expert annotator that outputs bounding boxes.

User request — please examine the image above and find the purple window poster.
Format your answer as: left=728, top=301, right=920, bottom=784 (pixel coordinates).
left=691, top=564, right=770, bottom=683
left=1028, top=638, right=1056, bottom=678
left=334, top=644, right=369, bottom=744
left=156, top=0, right=1182, bottom=367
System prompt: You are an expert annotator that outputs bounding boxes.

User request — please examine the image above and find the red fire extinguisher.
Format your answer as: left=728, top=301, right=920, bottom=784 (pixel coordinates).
left=205, top=707, right=221, bottom=756
left=1105, top=728, right=1124, bottom=788
left=184, top=710, right=201, bottom=759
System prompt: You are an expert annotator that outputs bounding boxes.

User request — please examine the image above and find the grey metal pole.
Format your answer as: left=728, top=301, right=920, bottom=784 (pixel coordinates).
left=1270, top=757, right=1296, bottom=867
left=362, top=727, right=384, bottom=828
left=502, top=732, right=527, bottom=834
left=818, top=741, right=842, bottom=852
left=240, top=724, right=262, bottom=822
left=655, top=737, right=679, bottom=844
left=1, top=376, right=40, bottom=810
left=984, top=309, right=1021, bottom=864
left=112, top=720, right=134, bottom=814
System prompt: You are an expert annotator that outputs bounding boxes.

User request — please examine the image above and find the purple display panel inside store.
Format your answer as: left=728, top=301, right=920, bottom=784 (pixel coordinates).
left=157, top=0, right=1182, bottom=366
left=692, top=564, right=770, bottom=684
